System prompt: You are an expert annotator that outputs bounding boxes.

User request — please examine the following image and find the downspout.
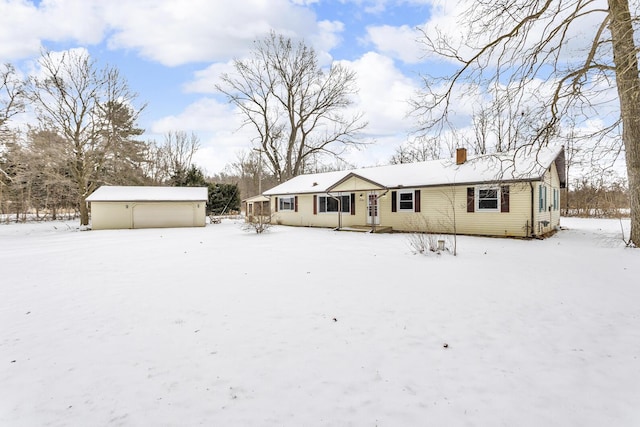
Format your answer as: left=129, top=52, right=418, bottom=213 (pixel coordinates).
left=529, top=181, right=535, bottom=238
left=372, top=189, right=390, bottom=233
left=326, top=192, right=343, bottom=230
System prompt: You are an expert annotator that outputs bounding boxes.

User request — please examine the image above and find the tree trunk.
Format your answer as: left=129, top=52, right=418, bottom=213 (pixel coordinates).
left=609, top=0, right=640, bottom=246
left=79, top=196, right=89, bottom=226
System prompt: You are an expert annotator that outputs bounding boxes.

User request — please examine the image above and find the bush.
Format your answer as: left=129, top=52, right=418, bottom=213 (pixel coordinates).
left=242, top=214, right=272, bottom=234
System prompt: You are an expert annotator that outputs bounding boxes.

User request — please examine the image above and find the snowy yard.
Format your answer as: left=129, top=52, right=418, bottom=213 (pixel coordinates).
left=1, top=217, right=639, bottom=426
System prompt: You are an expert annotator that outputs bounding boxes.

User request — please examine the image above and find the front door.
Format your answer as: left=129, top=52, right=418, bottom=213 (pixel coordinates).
left=367, top=193, right=380, bottom=225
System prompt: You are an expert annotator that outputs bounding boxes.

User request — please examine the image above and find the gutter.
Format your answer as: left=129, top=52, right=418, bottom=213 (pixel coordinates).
left=370, top=189, right=390, bottom=233
left=529, top=181, right=535, bottom=238
left=326, top=192, right=344, bottom=230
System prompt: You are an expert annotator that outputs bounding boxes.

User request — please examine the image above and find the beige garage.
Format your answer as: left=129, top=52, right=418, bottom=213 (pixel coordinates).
left=86, top=186, right=208, bottom=230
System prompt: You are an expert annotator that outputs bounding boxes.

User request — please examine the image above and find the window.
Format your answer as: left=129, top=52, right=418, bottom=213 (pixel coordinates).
left=318, top=195, right=350, bottom=213
left=279, top=196, right=295, bottom=211
left=477, top=187, right=499, bottom=211
left=468, top=186, right=509, bottom=213
left=539, top=185, right=547, bottom=212
left=553, top=188, right=559, bottom=211
left=398, top=190, right=414, bottom=211
left=391, top=190, right=421, bottom=213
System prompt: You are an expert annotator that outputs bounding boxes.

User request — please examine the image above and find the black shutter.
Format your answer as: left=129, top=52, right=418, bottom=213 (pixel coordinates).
left=467, top=188, right=474, bottom=212
left=313, top=195, right=317, bottom=215
left=294, top=196, right=298, bottom=212
left=350, top=193, right=355, bottom=215
left=391, top=191, right=397, bottom=212
left=414, top=190, right=421, bottom=213
left=275, top=197, right=278, bottom=212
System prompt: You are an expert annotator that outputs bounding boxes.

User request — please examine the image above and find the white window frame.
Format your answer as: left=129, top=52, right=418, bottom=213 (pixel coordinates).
left=279, top=196, right=295, bottom=211
left=397, top=190, right=414, bottom=212
left=476, top=186, right=500, bottom=212
left=318, top=194, right=350, bottom=213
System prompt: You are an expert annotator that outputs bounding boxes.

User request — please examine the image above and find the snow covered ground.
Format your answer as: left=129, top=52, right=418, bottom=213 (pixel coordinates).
left=1, top=217, right=639, bottom=426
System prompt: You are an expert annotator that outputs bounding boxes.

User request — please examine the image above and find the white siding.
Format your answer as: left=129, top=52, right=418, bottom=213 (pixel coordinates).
left=269, top=164, right=562, bottom=237
left=90, top=201, right=206, bottom=230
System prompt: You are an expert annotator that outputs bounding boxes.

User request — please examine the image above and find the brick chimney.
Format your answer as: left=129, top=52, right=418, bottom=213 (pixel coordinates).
left=456, top=148, right=467, bottom=165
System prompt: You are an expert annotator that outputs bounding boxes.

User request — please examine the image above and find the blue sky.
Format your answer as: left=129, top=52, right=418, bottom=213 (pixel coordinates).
left=1, top=0, right=618, bottom=178
left=1, top=0, right=449, bottom=174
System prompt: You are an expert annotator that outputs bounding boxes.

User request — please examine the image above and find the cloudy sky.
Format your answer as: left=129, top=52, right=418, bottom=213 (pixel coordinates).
left=1, top=0, right=619, bottom=178
left=0, top=0, right=470, bottom=174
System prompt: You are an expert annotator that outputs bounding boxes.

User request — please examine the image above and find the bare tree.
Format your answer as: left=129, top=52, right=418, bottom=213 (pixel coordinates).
left=163, top=130, right=200, bottom=180
left=390, top=137, right=441, bottom=164
left=390, top=131, right=461, bottom=164
left=217, top=31, right=368, bottom=183
left=413, top=0, right=640, bottom=245
left=139, top=132, right=200, bottom=186
left=1, top=63, right=25, bottom=182
left=27, top=49, right=143, bottom=225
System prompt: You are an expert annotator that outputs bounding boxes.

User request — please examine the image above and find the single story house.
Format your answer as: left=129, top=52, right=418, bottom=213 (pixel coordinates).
left=86, top=186, right=208, bottom=230
left=262, top=146, right=566, bottom=238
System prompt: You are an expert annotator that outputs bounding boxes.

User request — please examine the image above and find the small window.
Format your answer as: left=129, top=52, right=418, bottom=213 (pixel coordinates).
left=318, top=195, right=350, bottom=213
left=398, top=190, right=414, bottom=211
left=279, top=196, right=295, bottom=211
left=539, top=185, right=547, bottom=212
left=477, top=187, right=499, bottom=211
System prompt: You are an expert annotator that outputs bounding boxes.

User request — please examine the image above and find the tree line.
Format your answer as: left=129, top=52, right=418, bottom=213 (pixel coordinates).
left=0, top=52, right=239, bottom=224
left=1, top=33, right=366, bottom=225
left=3, top=13, right=640, bottom=243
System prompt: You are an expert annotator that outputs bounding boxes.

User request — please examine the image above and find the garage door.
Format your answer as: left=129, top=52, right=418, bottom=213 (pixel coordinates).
left=132, top=203, right=195, bottom=229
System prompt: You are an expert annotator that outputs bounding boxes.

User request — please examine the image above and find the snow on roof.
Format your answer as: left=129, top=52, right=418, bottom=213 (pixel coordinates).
left=263, top=146, right=564, bottom=195
left=242, top=195, right=270, bottom=203
left=86, top=186, right=208, bottom=202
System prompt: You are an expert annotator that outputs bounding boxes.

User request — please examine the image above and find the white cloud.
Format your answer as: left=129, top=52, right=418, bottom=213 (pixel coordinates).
left=342, top=52, right=418, bottom=137
left=0, top=0, right=108, bottom=61
left=0, top=0, right=44, bottom=60
left=0, top=0, right=344, bottom=66
left=365, top=24, right=424, bottom=64
left=183, top=62, right=235, bottom=95
left=102, top=0, right=338, bottom=66
left=151, top=98, right=243, bottom=135
left=150, top=97, right=256, bottom=174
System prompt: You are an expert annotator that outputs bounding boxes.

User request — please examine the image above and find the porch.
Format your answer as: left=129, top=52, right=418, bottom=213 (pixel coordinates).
left=337, top=225, right=393, bottom=234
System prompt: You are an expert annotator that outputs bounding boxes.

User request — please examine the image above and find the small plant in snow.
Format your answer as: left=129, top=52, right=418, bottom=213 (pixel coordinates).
left=408, top=231, right=449, bottom=255
left=406, top=215, right=451, bottom=255
left=242, top=214, right=272, bottom=234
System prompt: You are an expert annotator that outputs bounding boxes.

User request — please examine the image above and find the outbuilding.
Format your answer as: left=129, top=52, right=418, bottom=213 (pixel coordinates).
left=86, top=186, right=208, bottom=230
left=242, top=195, right=271, bottom=219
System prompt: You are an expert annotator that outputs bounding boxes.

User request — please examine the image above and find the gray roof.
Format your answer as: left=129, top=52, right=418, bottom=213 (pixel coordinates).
left=263, top=146, right=565, bottom=195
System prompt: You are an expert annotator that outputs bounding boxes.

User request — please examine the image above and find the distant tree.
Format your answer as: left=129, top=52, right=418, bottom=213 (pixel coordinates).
left=97, top=101, right=147, bottom=185
left=171, top=164, right=208, bottom=187
left=163, top=130, right=200, bottom=180
left=217, top=31, right=368, bottom=183
left=24, top=129, right=77, bottom=219
left=207, top=183, right=240, bottom=215
left=390, top=137, right=442, bottom=164
left=26, top=49, right=144, bottom=226
left=1, top=63, right=25, bottom=183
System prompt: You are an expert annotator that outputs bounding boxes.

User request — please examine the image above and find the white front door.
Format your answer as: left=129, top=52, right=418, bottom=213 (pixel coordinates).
left=367, top=193, right=380, bottom=225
